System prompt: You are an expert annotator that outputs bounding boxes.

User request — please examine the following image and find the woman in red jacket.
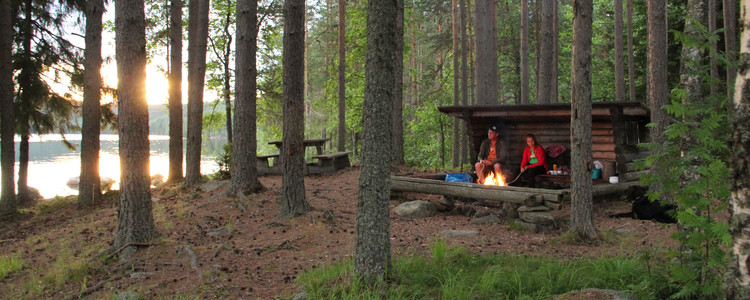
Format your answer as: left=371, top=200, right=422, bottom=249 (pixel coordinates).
left=520, top=134, right=548, bottom=188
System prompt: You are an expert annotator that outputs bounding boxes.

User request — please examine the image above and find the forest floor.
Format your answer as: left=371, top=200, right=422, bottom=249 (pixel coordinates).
left=0, top=165, right=678, bottom=299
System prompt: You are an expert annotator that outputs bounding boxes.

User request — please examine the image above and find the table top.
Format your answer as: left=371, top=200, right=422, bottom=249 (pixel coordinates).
left=268, top=138, right=331, bottom=146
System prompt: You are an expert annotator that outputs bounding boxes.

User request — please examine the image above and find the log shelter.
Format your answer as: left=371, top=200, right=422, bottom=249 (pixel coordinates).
left=438, top=101, right=651, bottom=181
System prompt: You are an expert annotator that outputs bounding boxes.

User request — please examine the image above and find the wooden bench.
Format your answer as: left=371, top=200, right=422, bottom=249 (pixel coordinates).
left=256, top=154, right=281, bottom=175
left=309, top=151, right=352, bottom=174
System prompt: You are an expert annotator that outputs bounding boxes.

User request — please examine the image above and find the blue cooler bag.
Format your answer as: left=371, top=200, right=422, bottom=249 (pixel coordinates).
left=445, top=173, right=473, bottom=183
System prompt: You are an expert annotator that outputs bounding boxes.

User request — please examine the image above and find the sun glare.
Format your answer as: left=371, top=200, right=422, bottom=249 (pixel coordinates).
left=100, top=62, right=171, bottom=105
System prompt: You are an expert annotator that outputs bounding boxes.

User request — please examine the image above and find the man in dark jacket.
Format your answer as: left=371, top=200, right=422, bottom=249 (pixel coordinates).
left=475, top=124, right=508, bottom=184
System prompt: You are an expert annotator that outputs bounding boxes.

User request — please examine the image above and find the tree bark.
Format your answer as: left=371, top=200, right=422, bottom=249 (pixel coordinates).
left=551, top=0, right=558, bottom=103
left=520, top=0, right=529, bottom=104
left=627, top=0, right=636, bottom=101
left=228, top=0, right=264, bottom=196
left=569, top=0, right=597, bottom=239
left=728, top=2, right=750, bottom=294
left=0, top=0, right=13, bottom=214
left=459, top=0, right=468, bottom=165
left=168, top=0, right=184, bottom=183
left=724, top=0, right=737, bottom=99
left=647, top=0, right=669, bottom=199
left=17, top=135, right=29, bottom=204
left=79, top=0, right=104, bottom=207
left=537, top=0, right=554, bottom=104
left=615, top=0, right=625, bottom=102
left=391, top=0, right=405, bottom=165
left=337, top=0, right=346, bottom=152
left=451, top=0, right=459, bottom=166
left=474, top=0, right=498, bottom=105
left=278, top=0, right=310, bottom=220
left=355, top=0, right=395, bottom=283
left=185, top=0, right=210, bottom=187
left=709, top=0, right=719, bottom=96
left=114, top=0, right=159, bottom=249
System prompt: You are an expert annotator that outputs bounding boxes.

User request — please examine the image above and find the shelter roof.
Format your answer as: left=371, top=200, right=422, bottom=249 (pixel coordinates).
left=438, top=101, right=649, bottom=122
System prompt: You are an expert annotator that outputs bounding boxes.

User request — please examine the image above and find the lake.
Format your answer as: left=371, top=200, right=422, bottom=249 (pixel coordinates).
left=1, top=134, right=227, bottom=199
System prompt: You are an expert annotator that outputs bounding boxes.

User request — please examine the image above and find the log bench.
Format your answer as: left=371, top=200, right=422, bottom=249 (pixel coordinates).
left=309, top=151, right=352, bottom=174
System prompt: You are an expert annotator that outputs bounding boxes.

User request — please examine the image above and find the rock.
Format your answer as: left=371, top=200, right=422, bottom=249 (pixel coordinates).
left=472, top=215, right=501, bottom=225
left=431, top=196, right=455, bottom=211
left=293, top=293, right=307, bottom=300
left=523, top=194, right=545, bottom=207
left=517, top=205, right=551, bottom=212
left=208, top=227, right=233, bottom=237
left=474, top=210, right=490, bottom=218
left=440, top=230, right=480, bottom=237
left=393, top=200, right=437, bottom=218
left=514, top=220, right=553, bottom=233
left=129, top=272, right=154, bottom=279
left=151, top=174, right=164, bottom=186
left=450, top=205, right=476, bottom=217
left=519, top=211, right=555, bottom=225
left=544, top=200, right=563, bottom=210
left=503, top=202, right=519, bottom=218
left=66, top=176, right=115, bottom=192
left=116, top=291, right=140, bottom=300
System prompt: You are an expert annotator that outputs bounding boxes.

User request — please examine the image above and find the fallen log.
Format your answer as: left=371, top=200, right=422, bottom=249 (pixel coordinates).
left=391, top=176, right=568, bottom=203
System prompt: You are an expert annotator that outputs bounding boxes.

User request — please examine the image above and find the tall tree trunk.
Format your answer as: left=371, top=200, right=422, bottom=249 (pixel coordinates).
left=337, top=0, right=346, bottom=151
left=228, top=0, right=264, bottom=196
left=460, top=0, right=468, bottom=165
left=537, top=0, right=554, bottom=104
left=569, top=0, right=596, bottom=239
left=709, top=0, right=719, bottom=95
left=16, top=0, right=32, bottom=205
left=615, top=0, right=625, bottom=101
left=520, top=0, right=529, bottom=104
left=474, top=0, right=498, bottom=105
left=185, top=0, right=210, bottom=187
left=724, top=0, right=737, bottom=99
left=223, top=8, right=233, bottom=144
left=392, top=0, right=405, bottom=165
left=355, top=0, right=395, bottom=282
left=627, top=0, right=636, bottom=101
left=79, top=0, right=104, bottom=206
left=451, top=0, right=459, bottom=166
left=727, top=3, right=750, bottom=296
left=278, top=0, right=310, bottom=220
left=114, top=0, right=159, bottom=252
left=0, top=0, right=13, bottom=214
left=17, top=134, right=29, bottom=204
left=647, top=0, right=669, bottom=198
left=168, top=0, right=183, bottom=183
left=551, top=0, right=558, bottom=103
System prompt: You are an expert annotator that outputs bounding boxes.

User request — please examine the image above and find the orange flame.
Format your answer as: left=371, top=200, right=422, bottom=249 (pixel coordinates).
left=482, top=172, right=506, bottom=186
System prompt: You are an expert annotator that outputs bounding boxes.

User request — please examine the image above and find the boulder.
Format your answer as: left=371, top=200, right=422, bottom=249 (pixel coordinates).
left=472, top=215, right=501, bottom=225
left=430, top=196, right=455, bottom=211
left=519, top=211, right=555, bottom=225
left=523, top=194, right=545, bottom=207
left=393, top=200, right=436, bottom=218
left=514, top=220, right=553, bottom=233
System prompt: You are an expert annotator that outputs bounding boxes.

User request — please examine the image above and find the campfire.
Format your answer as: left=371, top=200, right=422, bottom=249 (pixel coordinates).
left=482, top=171, right=507, bottom=186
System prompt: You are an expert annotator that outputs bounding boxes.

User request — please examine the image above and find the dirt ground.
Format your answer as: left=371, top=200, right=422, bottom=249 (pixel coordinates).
left=0, top=166, right=677, bottom=299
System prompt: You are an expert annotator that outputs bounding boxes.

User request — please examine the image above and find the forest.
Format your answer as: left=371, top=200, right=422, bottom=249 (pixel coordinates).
left=2, top=0, right=750, bottom=298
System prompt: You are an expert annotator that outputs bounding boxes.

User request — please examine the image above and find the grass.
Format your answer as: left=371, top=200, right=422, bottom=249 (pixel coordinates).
left=0, top=255, right=24, bottom=279
left=297, top=239, right=653, bottom=299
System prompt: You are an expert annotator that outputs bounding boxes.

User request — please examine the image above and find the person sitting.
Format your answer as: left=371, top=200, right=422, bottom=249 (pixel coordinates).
left=519, top=134, right=548, bottom=188
left=475, top=124, right=507, bottom=184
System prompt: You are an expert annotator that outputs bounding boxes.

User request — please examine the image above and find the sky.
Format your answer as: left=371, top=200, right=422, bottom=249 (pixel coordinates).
left=59, top=3, right=190, bottom=106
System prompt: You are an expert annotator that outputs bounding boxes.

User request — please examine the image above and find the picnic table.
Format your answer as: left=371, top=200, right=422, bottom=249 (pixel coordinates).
left=258, top=138, right=351, bottom=174
left=268, top=138, right=330, bottom=155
